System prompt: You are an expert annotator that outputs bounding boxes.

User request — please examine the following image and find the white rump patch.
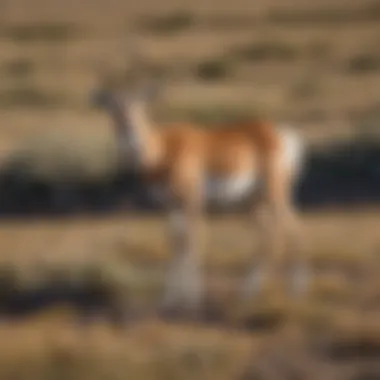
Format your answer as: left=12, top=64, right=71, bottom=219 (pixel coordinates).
left=277, top=124, right=304, bottom=178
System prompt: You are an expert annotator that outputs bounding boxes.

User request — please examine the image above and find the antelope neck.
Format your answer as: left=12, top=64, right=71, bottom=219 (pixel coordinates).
left=125, top=103, right=160, bottom=168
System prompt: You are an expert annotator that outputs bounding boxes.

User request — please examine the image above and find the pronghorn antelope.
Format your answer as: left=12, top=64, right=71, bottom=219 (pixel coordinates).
left=92, top=50, right=308, bottom=313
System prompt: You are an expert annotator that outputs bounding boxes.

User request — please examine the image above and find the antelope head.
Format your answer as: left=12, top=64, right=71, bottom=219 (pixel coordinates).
left=91, top=40, right=161, bottom=168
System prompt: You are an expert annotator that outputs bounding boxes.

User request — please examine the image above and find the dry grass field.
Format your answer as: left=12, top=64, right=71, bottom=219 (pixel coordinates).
left=0, top=210, right=379, bottom=379
left=0, top=0, right=379, bottom=154
left=0, top=0, right=380, bottom=378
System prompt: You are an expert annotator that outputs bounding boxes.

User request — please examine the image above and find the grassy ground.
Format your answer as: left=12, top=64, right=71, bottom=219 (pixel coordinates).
left=0, top=210, right=380, bottom=378
left=0, top=0, right=380, bottom=160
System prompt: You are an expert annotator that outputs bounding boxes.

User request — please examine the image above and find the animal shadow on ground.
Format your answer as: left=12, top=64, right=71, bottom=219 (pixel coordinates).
left=0, top=138, right=380, bottom=218
left=0, top=266, right=289, bottom=334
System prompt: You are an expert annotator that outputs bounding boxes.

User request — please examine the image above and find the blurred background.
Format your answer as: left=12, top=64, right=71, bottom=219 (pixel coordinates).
left=0, top=0, right=380, bottom=379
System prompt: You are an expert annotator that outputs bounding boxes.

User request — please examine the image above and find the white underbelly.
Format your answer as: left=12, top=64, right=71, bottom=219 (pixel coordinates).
left=205, top=174, right=257, bottom=203
left=148, top=173, right=257, bottom=206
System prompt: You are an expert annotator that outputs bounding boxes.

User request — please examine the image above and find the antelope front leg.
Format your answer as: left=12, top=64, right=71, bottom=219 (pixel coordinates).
left=161, top=205, right=204, bottom=314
